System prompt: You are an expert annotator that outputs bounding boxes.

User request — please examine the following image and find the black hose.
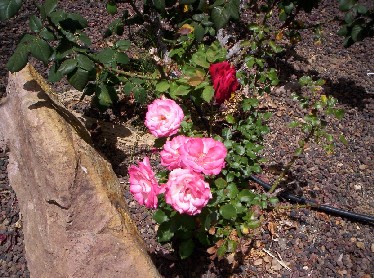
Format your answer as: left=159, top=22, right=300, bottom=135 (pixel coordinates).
left=249, top=175, right=374, bottom=225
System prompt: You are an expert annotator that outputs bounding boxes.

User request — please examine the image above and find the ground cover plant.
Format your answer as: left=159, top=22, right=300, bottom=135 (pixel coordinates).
left=1, top=0, right=373, bottom=263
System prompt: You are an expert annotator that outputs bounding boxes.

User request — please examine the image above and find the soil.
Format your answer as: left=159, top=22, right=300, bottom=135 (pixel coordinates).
left=0, top=1, right=373, bottom=277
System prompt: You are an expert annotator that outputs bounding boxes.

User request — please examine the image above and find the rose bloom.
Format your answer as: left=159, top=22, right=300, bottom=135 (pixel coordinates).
left=145, top=97, right=184, bottom=137
left=160, top=135, right=188, bottom=170
left=164, top=168, right=212, bottom=215
left=180, top=137, right=227, bottom=175
left=209, top=61, right=239, bottom=104
left=128, top=157, right=160, bottom=209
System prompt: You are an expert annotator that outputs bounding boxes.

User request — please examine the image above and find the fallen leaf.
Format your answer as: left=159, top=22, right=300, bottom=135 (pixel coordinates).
left=267, top=222, right=277, bottom=236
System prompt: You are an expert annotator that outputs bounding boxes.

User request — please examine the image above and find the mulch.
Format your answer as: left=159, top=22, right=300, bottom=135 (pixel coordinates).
left=0, top=1, right=373, bottom=277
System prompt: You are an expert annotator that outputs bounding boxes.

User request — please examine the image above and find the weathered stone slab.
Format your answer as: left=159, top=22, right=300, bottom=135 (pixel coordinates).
left=0, top=65, right=160, bottom=278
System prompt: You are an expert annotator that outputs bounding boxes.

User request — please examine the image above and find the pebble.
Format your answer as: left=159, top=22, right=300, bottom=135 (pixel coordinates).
left=356, top=242, right=365, bottom=249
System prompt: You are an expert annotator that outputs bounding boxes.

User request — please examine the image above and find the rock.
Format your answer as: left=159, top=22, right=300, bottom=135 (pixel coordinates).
left=0, top=66, right=160, bottom=278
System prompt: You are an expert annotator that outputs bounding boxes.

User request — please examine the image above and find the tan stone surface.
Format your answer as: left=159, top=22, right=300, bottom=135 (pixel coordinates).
left=0, top=66, right=160, bottom=278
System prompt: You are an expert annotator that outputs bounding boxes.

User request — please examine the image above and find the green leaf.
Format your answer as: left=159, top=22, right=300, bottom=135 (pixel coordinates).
left=106, top=2, right=117, bottom=14
left=157, top=222, right=174, bottom=242
left=192, top=53, right=210, bottom=68
left=214, top=177, right=227, bottom=189
left=77, top=32, right=91, bottom=46
left=225, top=114, right=235, bottom=124
left=153, top=0, right=165, bottom=11
left=227, top=239, right=237, bottom=253
left=40, top=28, right=55, bottom=41
left=115, top=39, right=131, bottom=51
left=288, top=121, right=299, bottom=128
left=29, top=15, right=43, bottom=32
left=67, top=68, right=89, bottom=91
left=96, top=48, right=116, bottom=67
left=225, top=0, right=240, bottom=20
left=170, top=84, right=190, bottom=98
left=339, top=134, right=348, bottom=145
left=234, top=144, right=245, bottom=155
left=226, top=183, right=239, bottom=198
left=242, top=98, right=259, bottom=111
left=58, top=59, right=77, bottom=75
left=217, top=243, right=227, bottom=257
left=153, top=209, right=169, bottom=224
left=202, top=86, right=214, bottom=103
left=30, top=38, right=52, bottom=64
left=333, top=108, right=345, bottom=119
left=211, top=6, right=230, bottom=30
left=66, top=12, right=88, bottom=29
left=194, top=23, right=205, bottom=42
left=344, top=11, right=355, bottom=24
left=351, top=24, right=363, bottom=42
left=133, top=86, right=147, bottom=103
left=156, top=80, right=170, bottom=92
left=219, top=204, right=237, bottom=220
left=356, top=4, right=367, bottom=14
left=123, top=82, right=134, bottom=94
left=77, top=54, right=95, bottom=72
left=48, top=63, right=63, bottom=82
left=6, top=44, right=28, bottom=72
left=0, top=0, right=22, bottom=21
left=247, top=220, right=261, bottom=229
left=338, top=0, right=356, bottom=11
left=238, top=189, right=255, bottom=203
left=338, top=25, right=349, bottom=36
left=97, top=84, right=118, bottom=107
left=269, top=197, right=279, bottom=206
left=116, top=52, right=129, bottom=65
left=41, top=0, right=58, bottom=18
left=179, top=239, right=194, bottom=259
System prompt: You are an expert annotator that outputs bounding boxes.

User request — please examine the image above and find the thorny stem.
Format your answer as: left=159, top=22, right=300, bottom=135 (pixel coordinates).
left=108, top=66, right=160, bottom=80
left=268, top=126, right=316, bottom=194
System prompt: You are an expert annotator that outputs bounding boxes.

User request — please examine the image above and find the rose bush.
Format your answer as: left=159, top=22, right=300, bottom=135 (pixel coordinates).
left=209, top=61, right=240, bottom=104
left=163, top=168, right=212, bottom=216
left=128, top=157, right=160, bottom=209
left=180, top=137, right=227, bottom=175
left=145, top=97, right=184, bottom=137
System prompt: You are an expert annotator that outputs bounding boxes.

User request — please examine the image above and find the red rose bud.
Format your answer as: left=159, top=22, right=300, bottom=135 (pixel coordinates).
left=209, top=61, right=239, bottom=104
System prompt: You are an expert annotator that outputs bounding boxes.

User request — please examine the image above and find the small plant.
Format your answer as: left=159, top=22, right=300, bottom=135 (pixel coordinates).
left=269, top=76, right=346, bottom=193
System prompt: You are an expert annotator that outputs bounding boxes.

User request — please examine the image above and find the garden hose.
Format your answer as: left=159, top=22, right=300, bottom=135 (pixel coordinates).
left=249, top=175, right=374, bottom=225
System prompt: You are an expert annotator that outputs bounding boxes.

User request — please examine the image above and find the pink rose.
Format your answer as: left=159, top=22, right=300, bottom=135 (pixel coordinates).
left=209, top=61, right=239, bottom=104
left=128, top=157, right=160, bottom=209
left=160, top=135, right=188, bottom=170
left=180, top=137, right=227, bottom=175
left=145, top=97, right=184, bottom=137
left=164, top=168, right=212, bottom=215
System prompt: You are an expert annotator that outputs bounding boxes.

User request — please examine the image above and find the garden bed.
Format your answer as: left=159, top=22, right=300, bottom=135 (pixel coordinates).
left=0, top=0, right=373, bottom=277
